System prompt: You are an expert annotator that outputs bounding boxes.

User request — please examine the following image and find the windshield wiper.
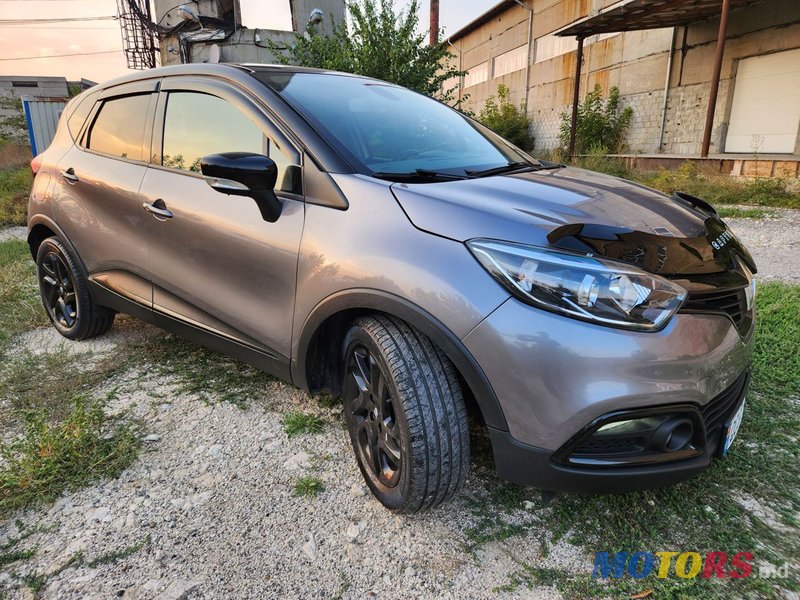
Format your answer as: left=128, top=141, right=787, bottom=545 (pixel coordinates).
left=465, top=161, right=541, bottom=178
left=371, top=169, right=468, bottom=182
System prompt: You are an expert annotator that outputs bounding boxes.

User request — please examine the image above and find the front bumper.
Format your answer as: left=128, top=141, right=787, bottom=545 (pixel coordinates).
left=463, top=297, right=754, bottom=491
left=487, top=371, right=749, bottom=492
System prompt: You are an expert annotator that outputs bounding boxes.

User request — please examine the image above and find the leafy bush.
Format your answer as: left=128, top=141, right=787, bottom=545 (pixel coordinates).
left=559, top=85, right=633, bottom=154
left=478, top=84, right=534, bottom=151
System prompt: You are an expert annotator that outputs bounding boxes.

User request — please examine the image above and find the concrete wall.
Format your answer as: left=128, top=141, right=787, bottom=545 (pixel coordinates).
left=0, top=76, right=69, bottom=100
left=0, top=77, right=69, bottom=137
left=449, top=0, right=800, bottom=156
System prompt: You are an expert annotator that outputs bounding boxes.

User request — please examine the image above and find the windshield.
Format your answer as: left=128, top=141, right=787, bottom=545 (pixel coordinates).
left=255, top=71, right=536, bottom=177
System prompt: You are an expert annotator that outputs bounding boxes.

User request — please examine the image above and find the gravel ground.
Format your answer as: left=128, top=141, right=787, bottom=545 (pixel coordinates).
left=0, top=209, right=797, bottom=599
left=0, top=226, right=25, bottom=243
left=726, top=208, right=800, bottom=282
left=1, top=325, right=583, bottom=600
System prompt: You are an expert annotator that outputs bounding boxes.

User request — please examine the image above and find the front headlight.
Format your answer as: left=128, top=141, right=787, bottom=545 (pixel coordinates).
left=467, top=239, right=687, bottom=331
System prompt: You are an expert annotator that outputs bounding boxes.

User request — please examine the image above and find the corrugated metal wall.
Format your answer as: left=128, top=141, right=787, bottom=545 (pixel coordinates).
left=22, top=96, right=68, bottom=155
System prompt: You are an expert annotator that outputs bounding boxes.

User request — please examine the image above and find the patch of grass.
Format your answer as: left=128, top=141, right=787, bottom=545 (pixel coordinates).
left=85, top=535, right=150, bottom=568
left=127, top=334, right=275, bottom=408
left=716, top=205, right=773, bottom=219
left=562, top=154, right=800, bottom=210
left=636, top=161, right=800, bottom=209
left=0, top=548, right=35, bottom=569
left=0, top=166, right=31, bottom=226
left=0, top=239, right=45, bottom=350
left=293, top=476, right=324, bottom=497
left=283, top=411, right=325, bottom=437
left=487, top=281, right=800, bottom=599
left=0, top=351, right=125, bottom=428
left=0, top=396, right=142, bottom=513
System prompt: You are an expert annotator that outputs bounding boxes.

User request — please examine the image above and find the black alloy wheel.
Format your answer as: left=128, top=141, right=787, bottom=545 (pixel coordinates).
left=35, top=237, right=115, bottom=340
left=345, top=344, right=404, bottom=487
left=39, top=249, right=78, bottom=329
left=342, top=315, right=470, bottom=513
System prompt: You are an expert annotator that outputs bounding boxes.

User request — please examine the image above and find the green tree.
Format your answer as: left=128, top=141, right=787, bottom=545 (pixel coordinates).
left=268, top=0, right=465, bottom=103
left=478, top=84, right=534, bottom=151
left=558, top=84, right=633, bottom=155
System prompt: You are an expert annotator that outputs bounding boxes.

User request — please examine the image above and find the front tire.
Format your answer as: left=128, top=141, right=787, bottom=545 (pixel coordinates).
left=36, top=237, right=115, bottom=340
left=342, top=315, right=470, bottom=513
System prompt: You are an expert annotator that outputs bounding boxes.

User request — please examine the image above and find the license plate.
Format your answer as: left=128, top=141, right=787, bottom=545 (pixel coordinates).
left=722, top=400, right=745, bottom=457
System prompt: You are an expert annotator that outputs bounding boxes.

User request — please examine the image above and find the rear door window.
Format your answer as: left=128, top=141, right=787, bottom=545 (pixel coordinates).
left=86, top=94, right=151, bottom=161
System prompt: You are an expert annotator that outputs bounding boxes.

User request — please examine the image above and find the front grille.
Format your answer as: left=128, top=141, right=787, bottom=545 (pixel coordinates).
left=681, top=286, right=752, bottom=335
left=700, top=370, right=750, bottom=443
left=574, top=437, right=647, bottom=454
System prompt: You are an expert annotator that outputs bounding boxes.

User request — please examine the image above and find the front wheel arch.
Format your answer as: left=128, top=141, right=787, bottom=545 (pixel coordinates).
left=293, top=289, right=509, bottom=432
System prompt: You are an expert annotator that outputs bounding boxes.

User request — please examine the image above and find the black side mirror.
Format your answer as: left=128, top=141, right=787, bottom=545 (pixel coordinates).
left=200, top=152, right=282, bottom=222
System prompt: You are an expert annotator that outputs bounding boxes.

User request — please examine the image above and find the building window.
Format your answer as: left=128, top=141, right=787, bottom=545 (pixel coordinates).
left=534, top=32, right=620, bottom=63
left=493, top=45, right=528, bottom=78
left=464, top=62, right=489, bottom=88
left=534, top=34, right=578, bottom=63
left=11, top=81, right=38, bottom=88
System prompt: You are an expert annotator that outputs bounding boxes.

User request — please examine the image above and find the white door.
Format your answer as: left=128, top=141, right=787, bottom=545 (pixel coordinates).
left=725, top=48, right=800, bottom=154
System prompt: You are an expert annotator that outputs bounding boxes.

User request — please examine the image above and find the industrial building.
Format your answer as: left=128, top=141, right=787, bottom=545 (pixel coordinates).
left=115, top=0, right=345, bottom=69
left=447, top=0, right=800, bottom=177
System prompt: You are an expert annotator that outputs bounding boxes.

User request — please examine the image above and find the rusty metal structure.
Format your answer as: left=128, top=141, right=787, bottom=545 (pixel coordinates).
left=555, top=0, right=766, bottom=158
left=116, top=0, right=158, bottom=69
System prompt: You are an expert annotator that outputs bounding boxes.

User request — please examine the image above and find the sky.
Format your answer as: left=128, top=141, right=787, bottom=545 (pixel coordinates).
left=0, top=0, right=494, bottom=82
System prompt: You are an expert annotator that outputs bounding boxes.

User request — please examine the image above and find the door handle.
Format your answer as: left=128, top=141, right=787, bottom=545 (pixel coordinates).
left=142, top=200, right=173, bottom=220
left=60, top=168, right=79, bottom=183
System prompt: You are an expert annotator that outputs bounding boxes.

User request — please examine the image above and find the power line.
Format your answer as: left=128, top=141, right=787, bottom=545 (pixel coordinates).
left=0, top=16, right=117, bottom=24
left=0, top=49, right=122, bottom=61
left=0, top=25, right=120, bottom=29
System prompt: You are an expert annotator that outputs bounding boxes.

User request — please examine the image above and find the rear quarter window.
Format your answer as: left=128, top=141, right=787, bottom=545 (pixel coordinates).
left=66, top=89, right=100, bottom=140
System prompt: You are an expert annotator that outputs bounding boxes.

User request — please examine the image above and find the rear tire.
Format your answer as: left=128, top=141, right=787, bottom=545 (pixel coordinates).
left=36, top=237, right=115, bottom=340
left=342, top=315, right=470, bottom=513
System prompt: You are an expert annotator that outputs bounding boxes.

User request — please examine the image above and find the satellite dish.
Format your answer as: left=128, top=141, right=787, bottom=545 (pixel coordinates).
left=208, top=44, right=220, bottom=64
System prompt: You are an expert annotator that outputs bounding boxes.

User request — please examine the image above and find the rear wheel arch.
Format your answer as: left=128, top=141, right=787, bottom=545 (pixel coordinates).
left=26, top=216, right=86, bottom=275
left=293, top=290, right=509, bottom=432
left=27, top=223, right=57, bottom=259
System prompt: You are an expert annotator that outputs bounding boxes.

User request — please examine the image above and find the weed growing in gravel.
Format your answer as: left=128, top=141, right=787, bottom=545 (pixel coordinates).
left=0, top=547, right=34, bottom=569
left=85, top=535, right=151, bottom=567
left=0, top=396, right=142, bottom=513
left=126, top=334, right=275, bottom=409
left=20, top=572, right=46, bottom=593
left=293, top=476, right=324, bottom=497
left=283, top=411, right=325, bottom=437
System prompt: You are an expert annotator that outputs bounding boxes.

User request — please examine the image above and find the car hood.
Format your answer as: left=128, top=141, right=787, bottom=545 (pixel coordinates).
left=390, top=166, right=756, bottom=276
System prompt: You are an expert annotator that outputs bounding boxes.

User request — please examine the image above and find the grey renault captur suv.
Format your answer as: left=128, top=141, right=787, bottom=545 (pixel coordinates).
left=27, top=64, right=755, bottom=513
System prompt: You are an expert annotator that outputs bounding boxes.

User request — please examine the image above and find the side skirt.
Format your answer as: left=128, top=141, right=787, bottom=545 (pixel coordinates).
left=88, top=281, right=292, bottom=383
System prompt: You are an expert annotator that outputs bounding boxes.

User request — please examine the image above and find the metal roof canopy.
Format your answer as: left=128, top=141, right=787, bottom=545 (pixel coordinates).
left=559, top=0, right=765, bottom=158
left=555, top=0, right=762, bottom=37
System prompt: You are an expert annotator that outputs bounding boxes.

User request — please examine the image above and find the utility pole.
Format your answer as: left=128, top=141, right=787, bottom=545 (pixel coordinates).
left=430, top=0, right=439, bottom=45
